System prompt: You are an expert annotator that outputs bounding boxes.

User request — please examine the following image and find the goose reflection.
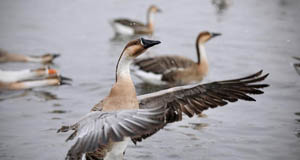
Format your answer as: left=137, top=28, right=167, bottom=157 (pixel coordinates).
left=293, top=57, right=300, bottom=75
left=0, top=90, right=59, bottom=101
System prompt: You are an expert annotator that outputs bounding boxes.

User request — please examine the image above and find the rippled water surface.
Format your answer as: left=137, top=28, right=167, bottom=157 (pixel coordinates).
left=0, top=0, right=300, bottom=159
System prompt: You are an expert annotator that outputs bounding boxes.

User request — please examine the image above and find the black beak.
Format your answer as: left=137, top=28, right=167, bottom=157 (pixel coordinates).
left=141, top=38, right=161, bottom=49
left=157, top=8, right=162, bottom=13
left=60, top=81, right=72, bottom=86
left=52, top=54, right=60, bottom=59
left=211, top=32, right=222, bottom=38
left=60, top=75, right=72, bottom=81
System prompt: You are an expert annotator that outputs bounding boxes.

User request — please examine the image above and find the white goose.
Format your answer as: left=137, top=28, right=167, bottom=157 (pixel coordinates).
left=0, top=67, right=59, bottom=83
left=58, top=38, right=269, bottom=160
left=0, top=76, right=71, bottom=90
left=0, top=48, right=60, bottom=64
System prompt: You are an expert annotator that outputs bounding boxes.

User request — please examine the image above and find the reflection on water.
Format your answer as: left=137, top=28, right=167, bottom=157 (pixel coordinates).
left=48, top=110, right=67, bottom=114
left=0, top=90, right=59, bottom=101
left=292, top=57, right=300, bottom=75
left=295, top=112, right=300, bottom=138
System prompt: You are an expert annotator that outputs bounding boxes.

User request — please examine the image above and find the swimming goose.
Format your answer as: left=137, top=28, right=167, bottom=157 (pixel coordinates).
left=111, top=5, right=161, bottom=35
left=58, top=38, right=269, bottom=160
left=0, top=76, right=71, bottom=90
left=293, top=56, right=300, bottom=75
left=0, top=48, right=60, bottom=63
left=132, top=31, right=221, bottom=85
left=0, top=67, right=59, bottom=83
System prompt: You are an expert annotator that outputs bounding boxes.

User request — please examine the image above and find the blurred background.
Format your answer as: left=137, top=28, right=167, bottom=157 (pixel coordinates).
left=0, top=0, right=299, bottom=159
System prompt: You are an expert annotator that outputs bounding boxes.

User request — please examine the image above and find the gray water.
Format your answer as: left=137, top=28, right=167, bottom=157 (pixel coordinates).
left=0, top=0, right=300, bottom=159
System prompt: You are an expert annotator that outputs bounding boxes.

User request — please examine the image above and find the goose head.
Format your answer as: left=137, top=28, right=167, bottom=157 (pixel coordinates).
left=122, top=38, right=161, bottom=59
left=197, top=31, right=221, bottom=44
left=116, top=38, right=160, bottom=80
left=148, top=5, right=162, bottom=13
left=32, top=67, right=58, bottom=77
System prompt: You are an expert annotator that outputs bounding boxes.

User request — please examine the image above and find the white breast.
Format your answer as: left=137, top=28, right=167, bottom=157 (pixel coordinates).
left=111, top=22, right=134, bottom=35
left=104, top=138, right=130, bottom=160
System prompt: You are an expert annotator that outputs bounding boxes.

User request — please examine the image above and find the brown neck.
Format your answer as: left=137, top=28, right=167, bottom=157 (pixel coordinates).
left=146, top=10, right=154, bottom=31
left=103, top=52, right=139, bottom=111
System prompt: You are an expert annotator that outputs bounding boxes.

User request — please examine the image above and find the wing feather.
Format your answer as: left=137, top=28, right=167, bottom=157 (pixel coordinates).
left=58, top=107, right=165, bottom=160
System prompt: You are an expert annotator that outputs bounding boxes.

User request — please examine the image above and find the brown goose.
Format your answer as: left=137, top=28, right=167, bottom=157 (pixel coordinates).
left=132, top=31, right=221, bottom=85
left=0, top=48, right=60, bottom=64
left=111, top=5, right=161, bottom=35
left=58, top=38, right=269, bottom=160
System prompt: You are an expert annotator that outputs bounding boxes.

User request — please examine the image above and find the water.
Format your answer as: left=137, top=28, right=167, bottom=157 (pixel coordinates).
left=0, top=0, right=300, bottom=159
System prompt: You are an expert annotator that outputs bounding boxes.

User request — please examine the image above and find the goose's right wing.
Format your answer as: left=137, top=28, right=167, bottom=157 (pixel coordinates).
left=57, top=106, right=165, bottom=160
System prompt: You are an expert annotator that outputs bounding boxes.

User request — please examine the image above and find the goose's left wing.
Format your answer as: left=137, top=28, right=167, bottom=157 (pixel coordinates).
left=138, top=70, right=269, bottom=123
left=132, top=71, right=269, bottom=143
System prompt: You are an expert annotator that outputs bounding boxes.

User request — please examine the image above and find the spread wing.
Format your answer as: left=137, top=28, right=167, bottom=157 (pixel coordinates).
left=133, top=56, right=196, bottom=75
left=114, top=18, right=146, bottom=27
left=58, top=107, right=165, bottom=160
left=132, top=70, right=269, bottom=143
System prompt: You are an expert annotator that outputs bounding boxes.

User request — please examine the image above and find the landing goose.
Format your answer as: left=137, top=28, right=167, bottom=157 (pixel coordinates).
left=132, top=31, right=221, bottom=85
left=58, top=38, right=269, bottom=160
left=0, top=67, right=60, bottom=83
left=111, top=5, right=161, bottom=35
left=0, top=76, right=71, bottom=90
left=0, top=48, right=60, bottom=63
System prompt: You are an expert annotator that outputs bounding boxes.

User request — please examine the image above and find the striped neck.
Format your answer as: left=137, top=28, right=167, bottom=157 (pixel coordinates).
left=196, top=43, right=207, bottom=65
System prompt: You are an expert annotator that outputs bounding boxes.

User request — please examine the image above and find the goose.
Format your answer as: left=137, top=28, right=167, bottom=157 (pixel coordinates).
left=58, top=38, right=269, bottom=160
left=293, top=56, right=300, bottom=75
left=0, top=76, right=71, bottom=90
left=132, top=31, right=221, bottom=85
left=111, top=5, right=161, bottom=35
left=0, top=67, right=60, bottom=83
left=0, top=48, right=60, bottom=63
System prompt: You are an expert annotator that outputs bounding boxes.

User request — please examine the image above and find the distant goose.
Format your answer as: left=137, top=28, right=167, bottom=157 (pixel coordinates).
left=58, top=38, right=269, bottom=160
left=293, top=56, right=300, bottom=75
left=0, top=76, right=71, bottom=90
left=111, top=5, right=161, bottom=35
left=132, top=31, right=221, bottom=85
left=0, top=67, right=60, bottom=83
left=0, top=49, right=60, bottom=63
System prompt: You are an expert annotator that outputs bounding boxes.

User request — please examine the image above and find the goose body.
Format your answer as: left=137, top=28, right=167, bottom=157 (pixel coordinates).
left=0, top=76, right=71, bottom=90
left=132, top=31, right=221, bottom=86
left=111, top=5, right=161, bottom=35
left=0, top=67, right=58, bottom=83
left=0, top=49, right=60, bottom=63
left=58, top=38, right=269, bottom=160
